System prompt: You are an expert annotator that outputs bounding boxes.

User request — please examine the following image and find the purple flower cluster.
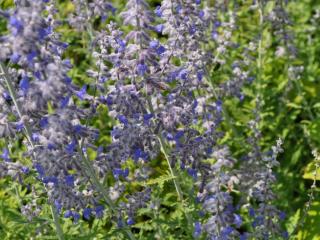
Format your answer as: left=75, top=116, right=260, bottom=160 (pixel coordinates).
left=0, top=0, right=290, bottom=239
left=0, top=0, right=104, bottom=221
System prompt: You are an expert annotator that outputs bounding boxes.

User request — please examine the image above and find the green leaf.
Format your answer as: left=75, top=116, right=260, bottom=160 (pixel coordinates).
left=146, top=174, right=176, bottom=189
left=291, top=146, right=303, bottom=165
left=312, top=102, right=320, bottom=108
left=303, top=162, right=320, bottom=180
left=286, top=102, right=302, bottom=109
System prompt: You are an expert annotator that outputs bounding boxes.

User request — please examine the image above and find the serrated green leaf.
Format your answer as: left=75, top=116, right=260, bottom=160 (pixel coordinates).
left=146, top=174, right=176, bottom=188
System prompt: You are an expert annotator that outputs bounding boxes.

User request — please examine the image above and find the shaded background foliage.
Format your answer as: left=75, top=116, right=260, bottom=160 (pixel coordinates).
left=0, top=0, right=319, bottom=239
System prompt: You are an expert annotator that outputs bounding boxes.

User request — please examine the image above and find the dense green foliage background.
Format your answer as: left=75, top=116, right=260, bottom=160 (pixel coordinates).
left=0, top=0, right=320, bottom=239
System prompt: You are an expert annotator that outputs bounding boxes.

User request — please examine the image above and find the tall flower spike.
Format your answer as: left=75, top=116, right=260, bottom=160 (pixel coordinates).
left=92, top=0, right=238, bottom=234
left=237, top=110, right=285, bottom=239
left=0, top=0, right=108, bottom=221
left=69, top=0, right=115, bottom=32
left=249, top=138, right=284, bottom=238
left=197, top=147, right=241, bottom=239
left=103, top=0, right=158, bottom=220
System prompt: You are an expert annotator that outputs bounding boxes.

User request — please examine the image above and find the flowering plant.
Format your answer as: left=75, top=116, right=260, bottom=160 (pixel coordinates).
left=0, top=0, right=319, bottom=239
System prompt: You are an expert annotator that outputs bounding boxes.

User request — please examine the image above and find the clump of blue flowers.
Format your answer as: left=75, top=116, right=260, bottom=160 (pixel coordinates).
left=0, top=0, right=297, bottom=239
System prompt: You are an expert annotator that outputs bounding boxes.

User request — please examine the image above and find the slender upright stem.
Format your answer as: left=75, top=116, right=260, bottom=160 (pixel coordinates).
left=146, top=98, right=182, bottom=199
left=291, top=150, right=319, bottom=236
left=157, top=135, right=182, bottom=201
left=257, top=1, right=264, bottom=102
left=0, top=63, right=33, bottom=146
left=146, top=98, right=193, bottom=228
left=204, top=65, right=242, bottom=139
left=157, top=134, right=193, bottom=227
left=0, top=62, right=65, bottom=240
left=76, top=143, right=136, bottom=240
left=76, top=143, right=116, bottom=211
left=50, top=205, right=65, bottom=240
left=293, top=80, right=315, bottom=121
left=83, top=0, right=94, bottom=45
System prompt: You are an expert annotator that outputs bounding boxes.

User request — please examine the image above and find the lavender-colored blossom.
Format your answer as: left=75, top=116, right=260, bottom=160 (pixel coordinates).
left=0, top=0, right=291, bottom=238
left=68, top=0, right=115, bottom=32
left=0, top=0, right=107, bottom=218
